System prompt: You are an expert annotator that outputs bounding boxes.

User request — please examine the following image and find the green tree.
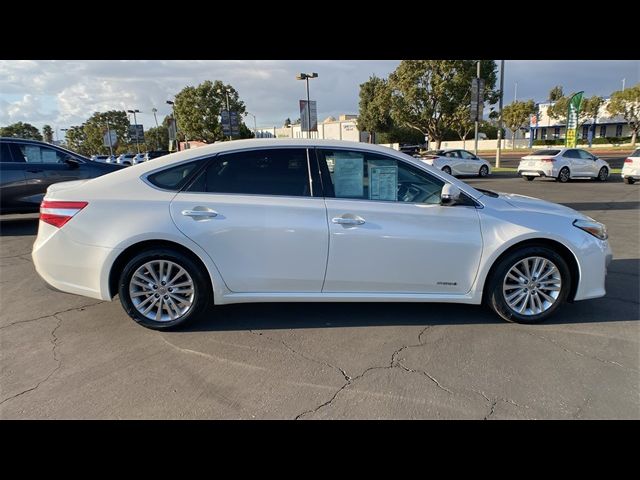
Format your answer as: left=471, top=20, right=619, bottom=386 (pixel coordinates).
left=387, top=60, right=498, bottom=149
left=42, top=125, right=54, bottom=143
left=82, top=111, right=130, bottom=155
left=548, top=94, right=602, bottom=131
left=357, top=75, right=393, bottom=143
left=0, top=122, right=43, bottom=140
left=607, top=84, right=640, bottom=146
left=502, top=100, right=536, bottom=149
left=549, top=85, right=564, bottom=102
left=145, top=126, right=169, bottom=151
left=64, top=125, right=88, bottom=154
left=173, top=80, right=248, bottom=143
left=450, top=103, right=475, bottom=148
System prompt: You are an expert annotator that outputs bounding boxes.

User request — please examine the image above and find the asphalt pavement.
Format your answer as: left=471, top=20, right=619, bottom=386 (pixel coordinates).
left=0, top=175, right=638, bottom=419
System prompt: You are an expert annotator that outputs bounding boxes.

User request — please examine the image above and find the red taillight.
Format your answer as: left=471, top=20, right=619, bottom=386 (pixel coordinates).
left=40, top=201, right=88, bottom=228
left=540, top=157, right=555, bottom=163
left=625, top=158, right=633, bottom=163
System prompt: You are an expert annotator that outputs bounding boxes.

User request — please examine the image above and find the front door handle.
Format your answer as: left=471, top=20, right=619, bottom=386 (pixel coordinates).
left=181, top=208, right=218, bottom=219
left=332, top=215, right=365, bottom=225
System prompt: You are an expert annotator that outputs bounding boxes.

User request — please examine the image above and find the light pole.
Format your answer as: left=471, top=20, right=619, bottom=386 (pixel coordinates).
left=127, top=109, right=141, bottom=154
left=296, top=72, right=318, bottom=139
left=217, top=88, right=232, bottom=141
left=166, top=100, right=179, bottom=151
left=245, top=112, right=257, bottom=138
left=60, top=127, right=69, bottom=147
left=496, top=60, right=505, bottom=168
left=474, top=61, right=480, bottom=156
left=105, top=118, right=114, bottom=157
left=152, top=107, right=160, bottom=150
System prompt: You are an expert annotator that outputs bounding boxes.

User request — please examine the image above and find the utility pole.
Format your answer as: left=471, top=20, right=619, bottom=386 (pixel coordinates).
left=166, top=100, right=179, bottom=151
left=296, top=73, right=318, bottom=139
left=217, top=88, right=232, bottom=141
left=474, top=61, right=480, bottom=156
left=152, top=107, right=160, bottom=150
left=105, top=117, right=114, bottom=157
left=127, top=109, right=141, bottom=154
left=496, top=60, right=505, bottom=168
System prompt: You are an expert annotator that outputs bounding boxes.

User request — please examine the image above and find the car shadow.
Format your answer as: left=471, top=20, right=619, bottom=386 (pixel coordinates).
left=185, top=259, right=639, bottom=332
left=0, top=216, right=39, bottom=236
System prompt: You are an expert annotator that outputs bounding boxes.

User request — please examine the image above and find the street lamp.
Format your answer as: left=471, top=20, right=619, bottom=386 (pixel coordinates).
left=127, top=109, right=141, bottom=154
left=151, top=107, right=160, bottom=149
left=245, top=112, right=257, bottom=138
left=166, top=100, right=180, bottom=151
left=217, top=88, right=232, bottom=140
left=296, top=72, right=318, bottom=139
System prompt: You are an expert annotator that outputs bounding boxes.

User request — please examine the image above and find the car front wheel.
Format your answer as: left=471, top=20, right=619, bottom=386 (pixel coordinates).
left=523, top=175, right=535, bottom=181
left=486, top=246, right=570, bottom=324
left=479, top=165, right=489, bottom=177
left=442, top=166, right=452, bottom=175
left=118, top=248, right=211, bottom=330
left=624, top=177, right=636, bottom=184
left=597, top=167, right=608, bottom=181
left=557, top=167, right=570, bottom=183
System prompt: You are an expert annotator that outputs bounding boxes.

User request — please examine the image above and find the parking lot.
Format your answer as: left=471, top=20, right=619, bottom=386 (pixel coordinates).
left=0, top=172, right=638, bottom=419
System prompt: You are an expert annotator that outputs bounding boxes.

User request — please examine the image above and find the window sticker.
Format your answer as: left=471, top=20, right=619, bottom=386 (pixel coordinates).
left=369, top=165, right=398, bottom=201
left=24, top=146, right=42, bottom=163
left=42, top=149, right=58, bottom=163
left=333, top=153, right=364, bottom=198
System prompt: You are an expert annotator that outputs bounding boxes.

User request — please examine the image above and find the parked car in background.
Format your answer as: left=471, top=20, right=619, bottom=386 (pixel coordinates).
left=91, top=155, right=110, bottom=163
left=420, top=149, right=491, bottom=177
left=621, top=149, right=640, bottom=184
left=517, top=148, right=610, bottom=183
left=105, top=155, right=118, bottom=163
left=144, top=150, right=170, bottom=162
left=132, top=153, right=146, bottom=165
left=117, top=153, right=136, bottom=166
left=0, top=137, right=124, bottom=214
left=32, top=139, right=611, bottom=330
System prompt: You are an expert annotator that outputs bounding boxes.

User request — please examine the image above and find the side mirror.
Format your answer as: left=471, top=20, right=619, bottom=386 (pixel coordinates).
left=440, top=184, right=461, bottom=206
left=64, top=157, right=80, bottom=168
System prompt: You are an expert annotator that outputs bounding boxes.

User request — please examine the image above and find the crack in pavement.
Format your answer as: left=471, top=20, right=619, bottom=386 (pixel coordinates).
left=0, top=301, right=105, bottom=330
left=473, top=389, right=529, bottom=420
left=295, top=325, right=462, bottom=419
left=0, top=315, right=63, bottom=407
left=525, top=331, right=639, bottom=373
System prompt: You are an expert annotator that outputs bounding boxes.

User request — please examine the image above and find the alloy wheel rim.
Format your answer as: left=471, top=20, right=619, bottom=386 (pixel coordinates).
left=129, top=260, right=195, bottom=322
left=502, top=256, right=561, bottom=316
left=480, top=166, right=488, bottom=176
left=560, top=169, right=569, bottom=181
left=599, top=168, right=607, bottom=180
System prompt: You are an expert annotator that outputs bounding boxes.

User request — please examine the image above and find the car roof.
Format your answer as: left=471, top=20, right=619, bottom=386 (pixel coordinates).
left=0, top=137, right=91, bottom=159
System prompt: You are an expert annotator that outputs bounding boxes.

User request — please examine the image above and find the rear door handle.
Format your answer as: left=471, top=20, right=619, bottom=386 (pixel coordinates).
left=332, top=216, right=365, bottom=225
left=181, top=208, right=218, bottom=219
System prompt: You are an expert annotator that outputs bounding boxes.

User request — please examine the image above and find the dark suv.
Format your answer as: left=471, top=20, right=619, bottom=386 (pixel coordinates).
left=0, top=137, right=124, bottom=214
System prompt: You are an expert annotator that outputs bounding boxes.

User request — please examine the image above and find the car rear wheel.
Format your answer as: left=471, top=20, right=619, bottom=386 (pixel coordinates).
left=479, top=165, right=489, bottom=177
left=524, top=176, right=535, bottom=181
left=624, top=177, right=636, bottom=184
left=118, top=248, right=212, bottom=330
left=557, top=167, right=570, bottom=183
left=597, top=167, right=608, bottom=181
left=486, top=246, right=570, bottom=324
left=442, top=166, right=452, bottom=175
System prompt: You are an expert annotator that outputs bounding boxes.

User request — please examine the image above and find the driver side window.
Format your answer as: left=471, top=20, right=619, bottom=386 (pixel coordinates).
left=18, top=145, right=66, bottom=164
left=317, top=149, right=444, bottom=204
left=459, top=150, right=476, bottom=159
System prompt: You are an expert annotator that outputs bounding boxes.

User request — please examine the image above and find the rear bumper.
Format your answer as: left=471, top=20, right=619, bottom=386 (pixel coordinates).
left=517, top=169, right=555, bottom=178
left=32, top=221, right=117, bottom=300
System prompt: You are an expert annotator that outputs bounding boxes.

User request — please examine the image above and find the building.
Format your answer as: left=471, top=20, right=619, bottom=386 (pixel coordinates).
left=525, top=98, right=632, bottom=141
left=255, top=114, right=369, bottom=142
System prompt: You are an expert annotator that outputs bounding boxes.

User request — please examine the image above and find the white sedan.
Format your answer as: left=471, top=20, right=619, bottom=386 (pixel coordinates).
left=32, top=139, right=612, bottom=330
left=517, top=148, right=610, bottom=182
left=420, top=149, right=492, bottom=177
left=621, top=148, right=640, bottom=184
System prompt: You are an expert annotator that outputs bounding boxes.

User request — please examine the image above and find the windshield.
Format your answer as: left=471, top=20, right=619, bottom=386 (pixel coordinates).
left=531, top=149, right=561, bottom=156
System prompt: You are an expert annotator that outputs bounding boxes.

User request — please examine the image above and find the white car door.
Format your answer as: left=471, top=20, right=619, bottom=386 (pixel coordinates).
left=441, top=150, right=463, bottom=175
left=577, top=149, right=599, bottom=176
left=459, top=150, right=479, bottom=174
left=564, top=149, right=585, bottom=175
left=169, top=148, right=329, bottom=293
left=316, top=148, right=483, bottom=294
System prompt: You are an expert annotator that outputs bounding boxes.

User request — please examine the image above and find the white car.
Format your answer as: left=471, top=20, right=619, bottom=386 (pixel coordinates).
left=32, top=139, right=612, bottom=330
left=621, top=148, right=640, bottom=184
left=132, top=153, right=147, bottom=165
left=517, top=148, right=610, bottom=183
left=116, top=153, right=136, bottom=166
left=420, top=149, right=491, bottom=177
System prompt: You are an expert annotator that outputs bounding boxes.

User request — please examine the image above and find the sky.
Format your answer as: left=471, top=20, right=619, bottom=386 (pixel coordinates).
left=0, top=60, right=638, bottom=137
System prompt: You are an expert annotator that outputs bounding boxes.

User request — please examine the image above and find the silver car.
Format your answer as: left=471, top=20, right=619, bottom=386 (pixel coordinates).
left=517, top=148, right=610, bottom=183
left=420, top=149, right=492, bottom=177
left=116, top=153, right=136, bottom=166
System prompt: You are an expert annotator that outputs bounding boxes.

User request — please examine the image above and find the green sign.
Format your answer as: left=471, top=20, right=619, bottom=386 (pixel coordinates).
left=565, top=91, right=583, bottom=148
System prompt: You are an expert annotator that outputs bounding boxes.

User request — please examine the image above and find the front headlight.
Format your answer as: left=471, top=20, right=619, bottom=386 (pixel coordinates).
left=573, top=219, right=608, bottom=240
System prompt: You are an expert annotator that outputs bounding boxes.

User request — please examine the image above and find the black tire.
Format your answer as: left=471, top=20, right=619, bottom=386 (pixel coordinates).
left=556, top=167, right=570, bottom=183
left=523, top=176, right=535, bottom=181
left=118, top=248, right=212, bottom=330
left=479, top=165, right=489, bottom=177
left=624, top=177, right=635, bottom=184
left=442, top=166, right=452, bottom=175
left=485, top=245, right=571, bottom=324
left=597, top=167, right=609, bottom=181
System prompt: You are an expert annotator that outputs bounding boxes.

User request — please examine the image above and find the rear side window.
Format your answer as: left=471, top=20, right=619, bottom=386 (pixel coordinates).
left=532, top=149, right=561, bottom=156
left=186, top=148, right=311, bottom=197
left=564, top=150, right=580, bottom=159
left=0, top=142, right=15, bottom=162
left=146, top=160, right=203, bottom=191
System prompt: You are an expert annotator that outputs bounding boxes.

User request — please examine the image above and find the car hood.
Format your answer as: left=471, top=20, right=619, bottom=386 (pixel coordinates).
left=495, top=192, right=589, bottom=220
